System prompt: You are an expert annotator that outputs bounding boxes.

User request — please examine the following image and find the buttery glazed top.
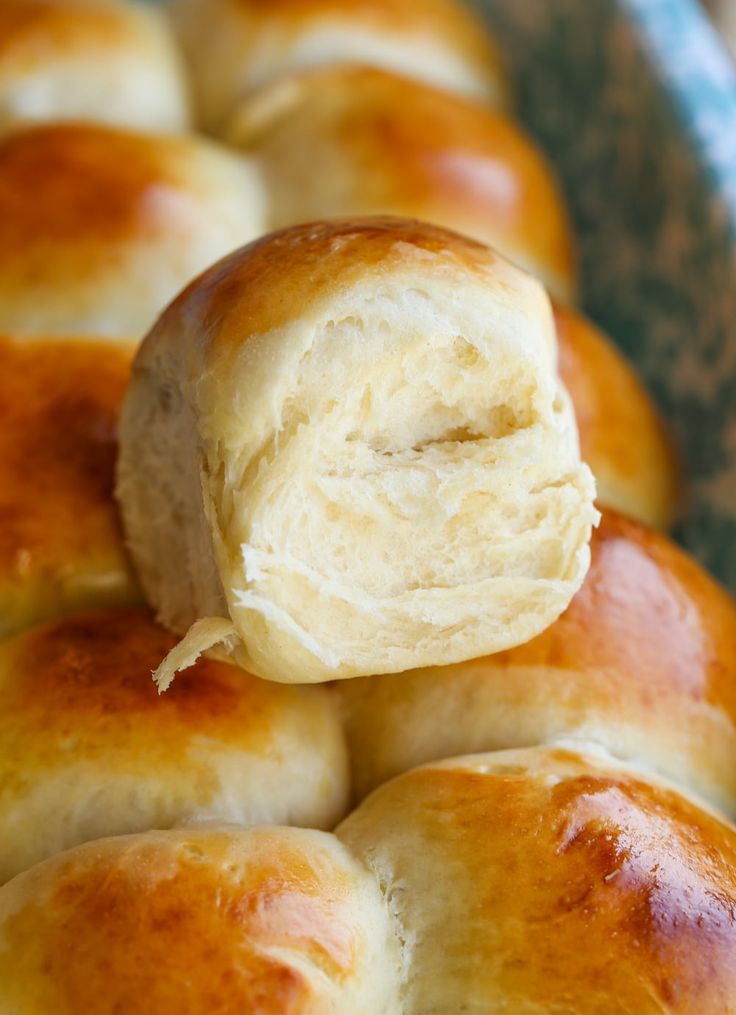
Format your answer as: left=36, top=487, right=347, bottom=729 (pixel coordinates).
left=0, top=606, right=349, bottom=883
left=337, top=747, right=736, bottom=1012
left=0, top=826, right=398, bottom=1013
left=556, top=303, right=679, bottom=529
left=225, top=0, right=509, bottom=96
left=0, top=336, right=139, bottom=637
left=0, top=1, right=164, bottom=63
left=0, top=0, right=188, bottom=133
left=173, top=0, right=509, bottom=133
left=146, top=216, right=541, bottom=362
left=0, top=607, right=307, bottom=767
left=0, top=122, right=262, bottom=337
left=232, top=66, right=575, bottom=299
left=0, top=123, right=231, bottom=248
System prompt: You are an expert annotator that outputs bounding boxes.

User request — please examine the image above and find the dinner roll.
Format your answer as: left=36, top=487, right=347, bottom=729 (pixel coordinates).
left=117, top=218, right=597, bottom=687
left=0, top=336, right=141, bottom=640
left=0, top=123, right=265, bottom=339
left=556, top=303, right=679, bottom=530
left=337, top=746, right=736, bottom=1012
left=0, top=0, right=189, bottom=135
left=338, top=509, right=736, bottom=811
left=0, top=607, right=348, bottom=884
left=229, top=66, right=575, bottom=301
left=0, top=825, right=400, bottom=1013
left=170, top=0, right=510, bottom=135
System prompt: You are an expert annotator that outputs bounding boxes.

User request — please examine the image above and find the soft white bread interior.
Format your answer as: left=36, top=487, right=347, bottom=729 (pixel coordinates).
left=0, top=825, right=401, bottom=1013
left=336, top=746, right=736, bottom=1012
left=337, top=508, right=736, bottom=811
left=0, top=0, right=189, bottom=135
left=116, top=217, right=598, bottom=686
left=0, top=607, right=349, bottom=884
left=0, top=122, right=266, bottom=339
left=169, top=0, right=510, bottom=135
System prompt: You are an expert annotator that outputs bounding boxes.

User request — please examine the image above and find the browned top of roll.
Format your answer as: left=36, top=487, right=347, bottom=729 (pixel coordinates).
left=337, top=747, right=736, bottom=1011
left=230, top=66, right=574, bottom=300
left=172, top=0, right=509, bottom=134
left=0, top=0, right=189, bottom=136
left=0, top=123, right=264, bottom=337
left=0, top=607, right=349, bottom=883
left=0, top=826, right=400, bottom=1012
left=556, top=303, right=679, bottom=529
left=0, top=336, right=139, bottom=638
left=151, top=215, right=527, bottom=358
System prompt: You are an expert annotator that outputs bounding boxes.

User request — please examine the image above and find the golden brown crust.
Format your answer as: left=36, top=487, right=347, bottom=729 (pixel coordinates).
left=0, top=336, right=140, bottom=638
left=149, top=216, right=526, bottom=361
left=231, top=67, right=575, bottom=299
left=0, top=0, right=189, bottom=134
left=0, top=123, right=264, bottom=337
left=0, top=607, right=349, bottom=882
left=173, top=0, right=510, bottom=133
left=338, top=509, right=736, bottom=810
left=556, top=303, right=680, bottom=529
left=337, top=747, right=736, bottom=1012
left=0, top=2, right=153, bottom=60
left=0, top=826, right=397, bottom=1013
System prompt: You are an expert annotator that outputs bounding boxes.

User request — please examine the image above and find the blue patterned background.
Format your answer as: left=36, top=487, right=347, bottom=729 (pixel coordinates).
left=474, top=0, right=736, bottom=591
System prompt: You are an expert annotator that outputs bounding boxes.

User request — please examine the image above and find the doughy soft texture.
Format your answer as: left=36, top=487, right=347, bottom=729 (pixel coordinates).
left=555, top=303, right=679, bottom=530
left=0, top=336, right=141, bottom=639
left=337, top=509, right=736, bottom=811
left=0, top=825, right=400, bottom=1013
left=117, top=217, right=598, bottom=686
left=0, top=607, right=349, bottom=884
left=0, top=122, right=265, bottom=339
left=170, top=0, right=510, bottom=134
left=228, top=65, right=575, bottom=301
left=0, top=0, right=189, bottom=135
left=336, top=746, right=736, bottom=1013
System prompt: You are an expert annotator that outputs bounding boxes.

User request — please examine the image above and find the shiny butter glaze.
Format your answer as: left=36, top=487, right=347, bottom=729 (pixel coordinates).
left=337, top=747, right=736, bottom=1012
left=0, top=336, right=139, bottom=638
left=0, top=827, right=374, bottom=1014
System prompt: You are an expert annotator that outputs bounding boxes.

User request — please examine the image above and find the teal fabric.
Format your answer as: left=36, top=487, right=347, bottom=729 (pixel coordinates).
left=476, top=0, right=736, bottom=590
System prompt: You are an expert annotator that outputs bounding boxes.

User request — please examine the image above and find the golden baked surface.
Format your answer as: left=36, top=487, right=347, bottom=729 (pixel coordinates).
left=118, top=216, right=596, bottom=686
left=0, top=123, right=265, bottom=338
left=230, top=65, right=575, bottom=300
left=171, top=0, right=509, bottom=133
left=556, top=303, right=679, bottom=529
left=0, top=607, right=349, bottom=882
left=0, top=336, right=139, bottom=639
left=0, top=825, right=400, bottom=1013
left=0, top=0, right=189, bottom=134
left=338, top=509, right=736, bottom=810
left=337, top=747, right=736, bottom=1012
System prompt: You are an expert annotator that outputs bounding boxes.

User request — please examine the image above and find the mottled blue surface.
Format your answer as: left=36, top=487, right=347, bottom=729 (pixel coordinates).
left=475, top=0, right=736, bottom=590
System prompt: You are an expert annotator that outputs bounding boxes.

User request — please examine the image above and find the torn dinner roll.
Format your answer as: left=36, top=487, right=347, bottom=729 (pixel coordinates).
left=170, top=0, right=510, bottom=135
left=117, top=217, right=598, bottom=686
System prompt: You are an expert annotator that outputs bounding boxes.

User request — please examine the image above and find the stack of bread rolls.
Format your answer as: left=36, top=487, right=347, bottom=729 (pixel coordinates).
left=0, top=0, right=734, bottom=1011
